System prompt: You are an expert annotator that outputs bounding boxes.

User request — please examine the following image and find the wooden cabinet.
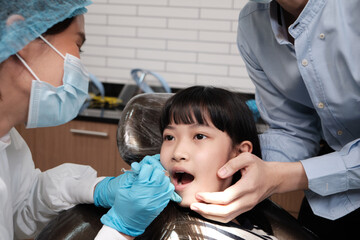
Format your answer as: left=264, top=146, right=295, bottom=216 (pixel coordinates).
left=16, top=120, right=129, bottom=177
left=270, top=191, right=304, bottom=218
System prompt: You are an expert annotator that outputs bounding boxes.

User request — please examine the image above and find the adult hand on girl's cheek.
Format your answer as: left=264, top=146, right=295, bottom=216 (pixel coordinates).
left=190, top=152, right=307, bottom=223
left=190, top=152, right=275, bottom=223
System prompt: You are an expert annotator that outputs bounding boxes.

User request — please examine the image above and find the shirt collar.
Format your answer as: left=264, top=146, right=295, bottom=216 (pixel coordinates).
left=270, top=0, right=327, bottom=41
left=0, top=131, right=11, bottom=151
left=0, top=128, right=25, bottom=152
left=269, top=1, right=289, bottom=45
left=287, top=0, right=327, bottom=39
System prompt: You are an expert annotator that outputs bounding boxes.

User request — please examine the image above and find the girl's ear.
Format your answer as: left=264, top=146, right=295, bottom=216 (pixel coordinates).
left=237, top=141, right=253, bottom=154
left=230, top=141, right=253, bottom=159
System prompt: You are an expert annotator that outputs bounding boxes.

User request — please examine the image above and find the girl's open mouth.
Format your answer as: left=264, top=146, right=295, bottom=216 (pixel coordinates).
left=172, top=171, right=194, bottom=191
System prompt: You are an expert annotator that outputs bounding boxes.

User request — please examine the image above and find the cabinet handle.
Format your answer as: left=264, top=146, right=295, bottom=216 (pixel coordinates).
left=70, top=129, right=108, bottom=137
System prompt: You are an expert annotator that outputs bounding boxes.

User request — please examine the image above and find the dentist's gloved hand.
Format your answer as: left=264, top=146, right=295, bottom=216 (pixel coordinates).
left=94, top=154, right=181, bottom=208
left=133, top=154, right=181, bottom=203
left=100, top=163, right=176, bottom=236
left=138, top=154, right=164, bottom=169
left=94, top=171, right=136, bottom=208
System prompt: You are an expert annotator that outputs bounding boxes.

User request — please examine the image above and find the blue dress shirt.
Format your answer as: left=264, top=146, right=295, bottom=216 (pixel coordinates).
left=237, top=0, right=360, bottom=220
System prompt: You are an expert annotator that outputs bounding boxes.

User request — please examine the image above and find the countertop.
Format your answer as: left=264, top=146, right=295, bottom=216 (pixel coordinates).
left=76, top=108, right=122, bottom=124
left=75, top=83, right=125, bottom=124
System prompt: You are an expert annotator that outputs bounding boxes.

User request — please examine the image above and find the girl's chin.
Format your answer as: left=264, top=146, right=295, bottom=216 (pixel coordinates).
left=178, top=202, right=189, bottom=208
left=177, top=197, right=198, bottom=208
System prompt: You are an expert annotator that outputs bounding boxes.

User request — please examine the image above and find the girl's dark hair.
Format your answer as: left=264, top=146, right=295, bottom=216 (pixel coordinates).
left=136, top=86, right=261, bottom=240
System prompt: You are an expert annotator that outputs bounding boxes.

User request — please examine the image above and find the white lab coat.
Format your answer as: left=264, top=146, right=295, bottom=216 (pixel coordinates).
left=0, top=128, right=102, bottom=239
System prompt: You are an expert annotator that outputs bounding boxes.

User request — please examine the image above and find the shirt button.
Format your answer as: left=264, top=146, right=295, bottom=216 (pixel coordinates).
left=302, top=59, right=308, bottom=66
left=317, top=102, right=324, bottom=109
left=337, top=130, right=343, bottom=136
left=319, top=33, right=325, bottom=39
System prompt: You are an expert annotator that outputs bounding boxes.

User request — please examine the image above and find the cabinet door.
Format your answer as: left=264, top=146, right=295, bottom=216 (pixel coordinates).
left=17, top=121, right=129, bottom=177
left=270, top=191, right=304, bottom=218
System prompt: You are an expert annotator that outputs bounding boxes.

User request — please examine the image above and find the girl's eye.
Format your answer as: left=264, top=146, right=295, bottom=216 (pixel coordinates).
left=163, top=135, right=174, bottom=141
left=195, top=134, right=206, bottom=140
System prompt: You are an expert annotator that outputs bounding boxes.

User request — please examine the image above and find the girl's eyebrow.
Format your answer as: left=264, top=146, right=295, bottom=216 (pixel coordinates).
left=164, top=125, right=175, bottom=130
left=165, top=123, right=210, bottom=130
left=190, top=123, right=210, bottom=128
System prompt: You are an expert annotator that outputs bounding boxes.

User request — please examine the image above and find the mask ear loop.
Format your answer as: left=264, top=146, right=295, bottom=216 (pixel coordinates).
left=38, top=35, right=66, bottom=60
left=15, top=53, right=41, bottom=81
left=15, top=34, right=66, bottom=82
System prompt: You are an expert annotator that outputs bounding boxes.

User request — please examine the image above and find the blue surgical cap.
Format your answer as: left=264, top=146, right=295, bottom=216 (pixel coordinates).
left=0, top=0, right=92, bottom=63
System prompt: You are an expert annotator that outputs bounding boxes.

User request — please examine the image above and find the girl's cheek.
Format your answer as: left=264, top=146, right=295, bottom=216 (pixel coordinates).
left=159, top=157, right=169, bottom=170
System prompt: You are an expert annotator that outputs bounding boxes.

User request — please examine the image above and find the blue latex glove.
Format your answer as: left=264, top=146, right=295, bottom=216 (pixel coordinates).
left=94, top=172, right=136, bottom=208
left=100, top=163, right=175, bottom=236
left=135, top=154, right=164, bottom=170
left=94, top=154, right=181, bottom=207
left=134, top=154, right=181, bottom=202
left=93, top=157, right=154, bottom=208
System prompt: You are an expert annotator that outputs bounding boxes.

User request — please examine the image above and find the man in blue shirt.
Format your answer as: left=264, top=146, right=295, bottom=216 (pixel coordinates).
left=189, top=0, right=360, bottom=238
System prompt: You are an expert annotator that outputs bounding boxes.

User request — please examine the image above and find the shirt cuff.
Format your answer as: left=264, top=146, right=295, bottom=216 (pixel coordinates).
left=95, top=225, right=130, bottom=240
left=301, top=151, right=347, bottom=196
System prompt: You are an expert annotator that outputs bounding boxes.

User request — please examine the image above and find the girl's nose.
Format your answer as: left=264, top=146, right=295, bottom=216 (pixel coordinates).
left=172, top=142, right=189, bottom=162
left=172, top=153, right=187, bottom=162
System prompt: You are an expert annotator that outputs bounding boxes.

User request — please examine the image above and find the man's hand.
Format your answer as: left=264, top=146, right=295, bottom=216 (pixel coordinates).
left=190, top=152, right=307, bottom=223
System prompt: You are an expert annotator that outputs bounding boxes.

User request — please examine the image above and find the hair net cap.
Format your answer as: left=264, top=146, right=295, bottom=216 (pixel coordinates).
left=0, top=0, right=92, bottom=63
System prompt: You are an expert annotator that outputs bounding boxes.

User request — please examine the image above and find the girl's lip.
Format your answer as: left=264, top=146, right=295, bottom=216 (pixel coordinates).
left=171, top=166, right=188, bottom=174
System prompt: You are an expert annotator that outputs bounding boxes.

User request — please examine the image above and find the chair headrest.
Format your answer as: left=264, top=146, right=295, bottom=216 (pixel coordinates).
left=117, top=93, right=173, bottom=165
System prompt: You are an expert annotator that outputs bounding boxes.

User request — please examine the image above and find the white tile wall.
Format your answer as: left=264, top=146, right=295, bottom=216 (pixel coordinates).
left=82, top=0, right=254, bottom=93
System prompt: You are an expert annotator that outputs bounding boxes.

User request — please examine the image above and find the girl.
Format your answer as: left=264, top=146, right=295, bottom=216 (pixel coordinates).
left=136, top=86, right=277, bottom=240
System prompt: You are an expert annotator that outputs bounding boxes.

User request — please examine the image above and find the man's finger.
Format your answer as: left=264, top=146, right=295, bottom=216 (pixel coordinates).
left=218, top=153, right=252, bottom=178
left=190, top=192, right=259, bottom=223
left=190, top=202, right=243, bottom=223
left=196, top=183, right=245, bottom=205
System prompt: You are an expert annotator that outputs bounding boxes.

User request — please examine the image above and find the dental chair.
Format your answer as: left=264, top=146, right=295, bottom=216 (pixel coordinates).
left=36, top=93, right=317, bottom=240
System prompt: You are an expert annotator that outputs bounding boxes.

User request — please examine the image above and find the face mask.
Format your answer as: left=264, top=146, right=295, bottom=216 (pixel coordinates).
left=16, top=35, right=89, bottom=128
left=249, top=0, right=272, bottom=3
